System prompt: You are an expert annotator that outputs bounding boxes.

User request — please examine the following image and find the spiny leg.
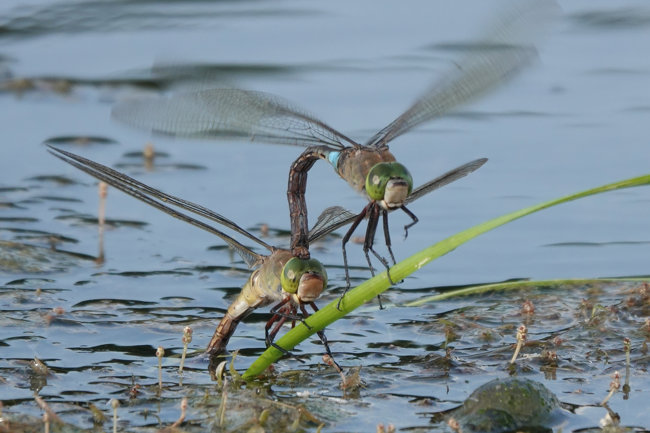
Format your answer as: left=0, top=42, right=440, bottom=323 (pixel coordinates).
left=380, top=209, right=401, bottom=286
left=265, top=304, right=299, bottom=358
left=302, top=303, right=343, bottom=373
left=382, top=209, right=397, bottom=266
left=338, top=206, right=368, bottom=310
left=270, top=297, right=306, bottom=323
left=362, top=204, right=390, bottom=309
left=265, top=307, right=290, bottom=347
left=400, top=205, right=419, bottom=239
left=364, top=205, right=395, bottom=288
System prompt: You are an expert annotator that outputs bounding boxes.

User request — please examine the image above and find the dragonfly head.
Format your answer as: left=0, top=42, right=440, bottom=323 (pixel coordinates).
left=281, top=257, right=328, bottom=303
left=365, top=162, right=413, bottom=210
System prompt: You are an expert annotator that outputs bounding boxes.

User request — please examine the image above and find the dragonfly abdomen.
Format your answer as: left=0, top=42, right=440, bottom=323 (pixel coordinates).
left=205, top=312, right=243, bottom=356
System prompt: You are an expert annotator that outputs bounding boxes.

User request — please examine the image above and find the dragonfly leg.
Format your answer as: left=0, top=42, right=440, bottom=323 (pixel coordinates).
left=265, top=308, right=290, bottom=348
left=269, top=297, right=314, bottom=329
left=400, top=205, right=419, bottom=239
left=382, top=209, right=397, bottom=266
left=266, top=315, right=302, bottom=361
left=381, top=209, right=402, bottom=286
left=362, top=204, right=389, bottom=309
left=270, top=297, right=304, bottom=322
left=304, top=303, right=343, bottom=372
left=265, top=304, right=306, bottom=362
left=266, top=302, right=296, bottom=347
left=338, top=206, right=369, bottom=310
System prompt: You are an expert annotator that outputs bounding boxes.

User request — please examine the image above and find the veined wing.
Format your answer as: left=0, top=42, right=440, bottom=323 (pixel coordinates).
left=365, top=0, right=556, bottom=148
left=308, top=206, right=358, bottom=243
left=406, top=158, right=487, bottom=204
left=48, top=145, right=266, bottom=268
left=112, top=88, right=357, bottom=150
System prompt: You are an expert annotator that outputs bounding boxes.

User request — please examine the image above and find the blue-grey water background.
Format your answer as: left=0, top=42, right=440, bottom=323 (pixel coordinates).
left=1, top=0, right=649, bottom=431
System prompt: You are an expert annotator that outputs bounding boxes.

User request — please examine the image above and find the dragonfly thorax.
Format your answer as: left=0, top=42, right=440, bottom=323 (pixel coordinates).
left=365, top=162, right=413, bottom=209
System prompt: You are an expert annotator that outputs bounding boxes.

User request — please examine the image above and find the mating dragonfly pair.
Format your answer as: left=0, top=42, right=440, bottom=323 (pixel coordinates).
left=49, top=1, right=551, bottom=371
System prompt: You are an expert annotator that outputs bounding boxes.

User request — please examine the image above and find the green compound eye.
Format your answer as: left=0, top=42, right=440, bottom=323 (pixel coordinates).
left=281, top=257, right=328, bottom=294
left=365, top=162, right=413, bottom=201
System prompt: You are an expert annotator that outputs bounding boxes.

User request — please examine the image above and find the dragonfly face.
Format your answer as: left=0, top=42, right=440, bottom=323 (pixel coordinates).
left=365, top=162, right=413, bottom=210
left=281, top=257, right=328, bottom=303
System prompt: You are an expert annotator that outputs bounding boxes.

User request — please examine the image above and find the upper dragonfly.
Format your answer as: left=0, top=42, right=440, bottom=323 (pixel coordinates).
left=47, top=145, right=355, bottom=372
left=111, top=1, right=554, bottom=299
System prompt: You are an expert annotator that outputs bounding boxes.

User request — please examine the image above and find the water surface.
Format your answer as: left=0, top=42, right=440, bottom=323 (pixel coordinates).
left=1, top=0, right=649, bottom=431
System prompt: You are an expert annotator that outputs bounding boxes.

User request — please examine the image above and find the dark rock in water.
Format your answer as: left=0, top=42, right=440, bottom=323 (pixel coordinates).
left=450, top=377, right=563, bottom=433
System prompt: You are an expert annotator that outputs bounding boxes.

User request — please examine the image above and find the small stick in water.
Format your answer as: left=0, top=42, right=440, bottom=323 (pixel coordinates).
left=509, top=324, right=527, bottom=364
left=34, top=395, right=61, bottom=425
left=219, top=376, right=228, bottom=427
left=170, top=397, right=188, bottom=428
left=623, top=337, right=631, bottom=398
left=601, top=371, right=621, bottom=406
left=143, top=142, right=155, bottom=171
left=156, top=346, right=165, bottom=392
left=43, top=411, right=50, bottom=433
left=110, top=398, right=119, bottom=433
left=97, top=181, right=107, bottom=265
left=178, top=326, right=193, bottom=375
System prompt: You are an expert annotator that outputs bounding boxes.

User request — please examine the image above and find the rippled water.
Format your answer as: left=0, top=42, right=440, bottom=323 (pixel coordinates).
left=1, top=0, right=649, bottom=431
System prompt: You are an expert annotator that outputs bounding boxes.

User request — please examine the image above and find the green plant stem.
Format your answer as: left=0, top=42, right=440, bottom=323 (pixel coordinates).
left=243, top=173, right=650, bottom=378
left=404, top=277, right=650, bottom=307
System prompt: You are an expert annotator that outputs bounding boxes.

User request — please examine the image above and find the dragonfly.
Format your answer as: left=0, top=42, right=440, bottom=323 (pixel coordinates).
left=47, top=145, right=355, bottom=370
left=111, top=2, right=553, bottom=301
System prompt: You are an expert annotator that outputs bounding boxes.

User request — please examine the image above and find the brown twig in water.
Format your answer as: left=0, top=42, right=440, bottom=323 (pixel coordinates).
left=34, top=395, right=61, bottom=425
left=170, top=397, right=188, bottom=428
left=178, top=326, right=193, bottom=376
left=156, top=346, right=165, bottom=392
left=219, top=376, right=228, bottom=427
left=509, top=324, right=527, bottom=364
left=110, top=398, right=119, bottom=433
left=623, top=337, right=631, bottom=398
left=97, top=181, right=107, bottom=265
left=144, top=142, right=155, bottom=171
left=601, top=371, right=621, bottom=406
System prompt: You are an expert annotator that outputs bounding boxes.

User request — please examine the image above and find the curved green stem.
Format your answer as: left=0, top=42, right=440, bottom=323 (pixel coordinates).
left=243, top=173, right=650, bottom=378
left=404, top=277, right=650, bottom=307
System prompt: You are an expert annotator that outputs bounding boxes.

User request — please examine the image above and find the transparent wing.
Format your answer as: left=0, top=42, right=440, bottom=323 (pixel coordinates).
left=366, top=0, right=556, bottom=148
left=406, top=158, right=488, bottom=204
left=112, top=88, right=357, bottom=150
left=308, top=206, right=359, bottom=243
left=305, top=159, right=488, bottom=240
left=47, top=145, right=266, bottom=268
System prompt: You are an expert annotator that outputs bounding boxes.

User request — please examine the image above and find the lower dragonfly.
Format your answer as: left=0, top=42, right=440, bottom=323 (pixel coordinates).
left=47, top=145, right=355, bottom=370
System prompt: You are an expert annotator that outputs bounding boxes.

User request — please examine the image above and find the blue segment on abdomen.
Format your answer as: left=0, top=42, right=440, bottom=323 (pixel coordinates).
left=327, top=151, right=341, bottom=169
